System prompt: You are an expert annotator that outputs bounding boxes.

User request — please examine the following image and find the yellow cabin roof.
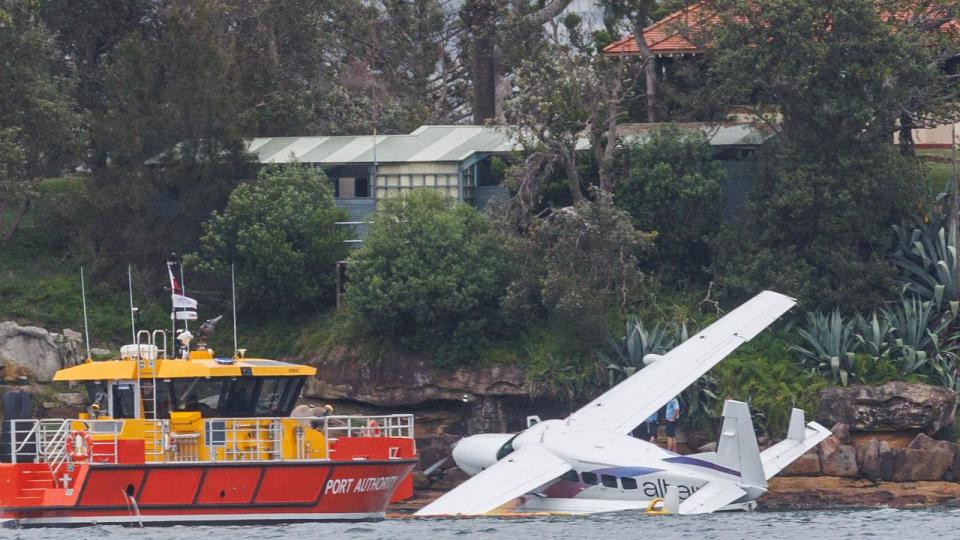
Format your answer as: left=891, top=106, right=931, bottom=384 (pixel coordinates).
left=53, top=352, right=316, bottom=381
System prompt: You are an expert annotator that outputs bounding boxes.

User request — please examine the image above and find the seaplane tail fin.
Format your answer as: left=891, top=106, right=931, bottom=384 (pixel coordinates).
left=414, top=445, right=570, bottom=516
left=714, top=400, right=767, bottom=488
left=678, top=480, right=747, bottom=514
left=760, top=408, right=832, bottom=480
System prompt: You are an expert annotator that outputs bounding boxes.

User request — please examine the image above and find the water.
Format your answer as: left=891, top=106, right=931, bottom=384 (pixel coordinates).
left=5, top=508, right=960, bottom=540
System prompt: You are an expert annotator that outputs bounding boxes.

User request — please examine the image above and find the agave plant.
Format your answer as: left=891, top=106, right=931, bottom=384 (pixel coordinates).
left=930, top=351, right=960, bottom=392
left=601, top=317, right=691, bottom=386
left=882, top=295, right=954, bottom=374
left=790, top=309, right=858, bottom=386
left=891, top=217, right=958, bottom=312
left=853, top=311, right=893, bottom=361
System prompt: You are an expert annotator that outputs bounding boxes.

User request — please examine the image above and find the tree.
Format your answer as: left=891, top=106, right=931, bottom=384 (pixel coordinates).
left=343, top=190, right=513, bottom=361
left=614, top=127, right=725, bottom=280
left=506, top=44, right=636, bottom=206
left=689, top=0, right=959, bottom=152
left=0, top=1, right=82, bottom=240
left=459, top=0, right=574, bottom=123
left=188, top=164, right=349, bottom=314
left=498, top=191, right=656, bottom=345
left=88, top=0, right=253, bottom=265
left=712, top=143, right=923, bottom=309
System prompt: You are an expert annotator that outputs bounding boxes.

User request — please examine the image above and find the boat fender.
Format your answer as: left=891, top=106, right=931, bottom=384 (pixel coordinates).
left=67, top=430, right=91, bottom=461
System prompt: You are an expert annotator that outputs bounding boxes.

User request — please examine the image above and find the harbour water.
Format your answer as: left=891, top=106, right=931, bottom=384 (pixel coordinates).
left=5, top=508, right=959, bottom=539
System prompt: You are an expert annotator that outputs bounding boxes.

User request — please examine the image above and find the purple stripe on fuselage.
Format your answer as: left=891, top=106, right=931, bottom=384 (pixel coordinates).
left=592, top=466, right=663, bottom=477
left=663, top=456, right=740, bottom=477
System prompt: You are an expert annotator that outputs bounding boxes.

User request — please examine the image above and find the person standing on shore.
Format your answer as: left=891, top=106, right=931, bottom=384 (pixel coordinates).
left=665, top=397, right=681, bottom=453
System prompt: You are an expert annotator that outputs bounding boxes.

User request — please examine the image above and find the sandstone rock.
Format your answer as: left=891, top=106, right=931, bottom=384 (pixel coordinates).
left=831, top=423, right=851, bottom=445
left=819, top=436, right=858, bottom=478
left=878, top=441, right=896, bottom=481
left=818, top=382, right=957, bottom=434
left=0, top=322, right=84, bottom=381
left=951, top=450, right=960, bottom=483
left=891, top=447, right=953, bottom=482
left=304, top=357, right=530, bottom=407
left=781, top=448, right=821, bottom=476
left=857, top=438, right=881, bottom=482
left=909, top=433, right=960, bottom=458
left=761, top=476, right=960, bottom=511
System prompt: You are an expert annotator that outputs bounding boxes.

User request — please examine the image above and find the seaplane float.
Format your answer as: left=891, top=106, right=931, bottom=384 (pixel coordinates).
left=417, top=291, right=831, bottom=517
left=0, top=258, right=417, bottom=527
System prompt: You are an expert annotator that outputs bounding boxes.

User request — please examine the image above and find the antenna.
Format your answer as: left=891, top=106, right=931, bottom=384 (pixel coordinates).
left=231, top=263, right=238, bottom=357
left=127, top=264, right=136, bottom=343
left=179, top=260, right=189, bottom=332
left=80, top=267, right=92, bottom=361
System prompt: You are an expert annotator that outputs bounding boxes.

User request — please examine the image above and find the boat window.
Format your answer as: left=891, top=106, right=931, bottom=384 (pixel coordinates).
left=174, top=378, right=223, bottom=416
left=560, top=470, right=578, bottom=482
left=582, top=472, right=598, bottom=485
left=111, top=383, right=136, bottom=419
left=601, top=474, right=618, bottom=488
left=170, top=376, right=306, bottom=417
left=621, top=477, right=638, bottom=490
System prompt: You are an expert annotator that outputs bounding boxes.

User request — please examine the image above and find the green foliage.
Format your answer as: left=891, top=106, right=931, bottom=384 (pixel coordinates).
left=713, top=143, right=923, bottom=309
left=601, top=316, right=687, bottom=383
left=615, top=127, right=726, bottom=280
left=188, top=164, right=348, bottom=314
left=344, top=190, right=513, bottom=363
left=498, top=193, right=656, bottom=347
left=710, top=335, right=829, bottom=438
left=0, top=1, right=83, bottom=240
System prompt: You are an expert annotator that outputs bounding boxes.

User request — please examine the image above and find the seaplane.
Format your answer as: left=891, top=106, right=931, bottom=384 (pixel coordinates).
left=416, top=291, right=831, bottom=517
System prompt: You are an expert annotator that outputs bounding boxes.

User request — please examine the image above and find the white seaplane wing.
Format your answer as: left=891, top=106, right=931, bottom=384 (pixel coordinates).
left=678, top=480, right=748, bottom=515
left=415, top=445, right=571, bottom=516
left=565, top=291, right=796, bottom=435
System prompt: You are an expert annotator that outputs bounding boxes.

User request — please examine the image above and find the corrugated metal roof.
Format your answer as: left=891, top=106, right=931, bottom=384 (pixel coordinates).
left=245, top=123, right=772, bottom=166
left=248, top=125, right=518, bottom=165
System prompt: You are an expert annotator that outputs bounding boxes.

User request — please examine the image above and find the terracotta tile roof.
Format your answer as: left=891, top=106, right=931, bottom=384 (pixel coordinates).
left=602, top=1, right=958, bottom=57
left=602, top=2, right=710, bottom=56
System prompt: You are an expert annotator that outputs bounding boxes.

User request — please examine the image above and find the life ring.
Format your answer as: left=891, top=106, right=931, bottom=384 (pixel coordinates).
left=66, top=430, right=91, bottom=461
left=364, top=420, right=381, bottom=437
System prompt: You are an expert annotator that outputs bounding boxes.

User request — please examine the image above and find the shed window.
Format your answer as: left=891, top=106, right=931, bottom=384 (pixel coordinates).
left=601, top=474, right=618, bottom=488
left=621, top=477, right=638, bottom=490
left=581, top=472, right=598, bottom=485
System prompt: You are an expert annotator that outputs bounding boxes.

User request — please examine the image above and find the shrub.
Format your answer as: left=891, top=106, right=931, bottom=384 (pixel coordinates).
left=343, top=190, right=513, bottom=363
left=188, top=164, right=349, bottom=314
left=614, top=127, right=725, bottom=280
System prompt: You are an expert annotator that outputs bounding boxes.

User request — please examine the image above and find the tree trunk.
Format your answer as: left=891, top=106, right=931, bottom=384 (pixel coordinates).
left=563, top=151, right=586, bottom=203
left=461, top=0, right=499, bottom=124
left=899, top=111, right=916, bottom=157
left=3, top=198, right=32, bottom=241
left=632, top=20, right=658, bottom=123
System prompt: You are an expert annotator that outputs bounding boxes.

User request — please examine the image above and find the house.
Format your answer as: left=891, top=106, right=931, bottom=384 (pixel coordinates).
left=603, top=2, right=960, bottom=149
left=245, top=125, right=516, bottom=237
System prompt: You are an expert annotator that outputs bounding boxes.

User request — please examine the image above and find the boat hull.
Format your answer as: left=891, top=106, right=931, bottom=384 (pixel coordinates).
left=1, top=459, right=417, bottom=527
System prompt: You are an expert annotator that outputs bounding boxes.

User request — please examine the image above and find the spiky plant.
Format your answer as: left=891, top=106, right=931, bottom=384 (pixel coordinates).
left=790, top=309, right=858, bottom=386
left=853, top=311, right=894, bottom=362
left=891, top=217, right=958, bottom=311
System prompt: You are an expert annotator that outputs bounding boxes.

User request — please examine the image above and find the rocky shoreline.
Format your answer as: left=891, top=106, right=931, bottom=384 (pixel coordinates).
left=5, top=322, right=960, bottom=511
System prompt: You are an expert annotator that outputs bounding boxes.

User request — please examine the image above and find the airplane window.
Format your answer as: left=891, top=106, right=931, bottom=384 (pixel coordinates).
left=560, top=470, right=578, bottom=482
left=621, top=477, right=638, bottom=490
left=601, top=474, right=618, bottom=488
left=582, top=472, right=598, bottom=485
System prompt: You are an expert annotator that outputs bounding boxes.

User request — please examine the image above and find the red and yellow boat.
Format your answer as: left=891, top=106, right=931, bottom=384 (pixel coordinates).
left=0, top=262, right=416, bottom=527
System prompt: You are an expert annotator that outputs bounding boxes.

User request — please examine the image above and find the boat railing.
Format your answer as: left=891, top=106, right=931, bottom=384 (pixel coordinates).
left=8, top=414, right=414, bottom=468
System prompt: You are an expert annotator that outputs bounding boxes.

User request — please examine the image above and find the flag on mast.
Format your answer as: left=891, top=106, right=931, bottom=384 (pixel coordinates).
left=167, top=260, right=197, bottom=320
